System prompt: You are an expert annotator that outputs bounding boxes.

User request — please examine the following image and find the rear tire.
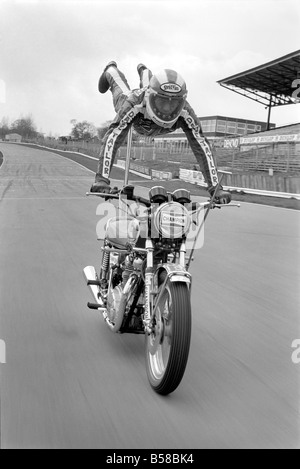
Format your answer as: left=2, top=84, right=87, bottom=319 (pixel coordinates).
left=145, top=280, right=191, bottom=395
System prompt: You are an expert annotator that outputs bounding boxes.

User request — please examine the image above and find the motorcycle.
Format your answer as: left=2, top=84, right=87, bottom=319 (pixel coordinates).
left=83, top=178, right=238, bottom=395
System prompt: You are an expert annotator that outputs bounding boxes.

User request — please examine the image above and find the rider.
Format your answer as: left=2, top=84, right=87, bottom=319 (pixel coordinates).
left=91, top=61, right=231, bottom=204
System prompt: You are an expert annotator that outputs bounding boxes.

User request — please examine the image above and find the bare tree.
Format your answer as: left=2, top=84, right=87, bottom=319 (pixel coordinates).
left=97, top=120, right=112, bottom=140
left=70, top=120, right=97, bottom=140
left=11, top=115, right=38, bottom=139
left=0, top=116, right=10, bottom=139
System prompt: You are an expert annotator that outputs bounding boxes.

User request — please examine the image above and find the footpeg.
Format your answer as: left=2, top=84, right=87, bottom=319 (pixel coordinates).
left=87, top=302, right=103, bottom=310
left=83, top=266, right=105, bottom=307
left=87, top=279, right=101, bottom=286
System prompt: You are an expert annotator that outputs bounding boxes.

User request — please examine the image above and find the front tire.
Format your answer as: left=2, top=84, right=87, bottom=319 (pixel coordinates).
left=145, top=280, right=191, bottom=395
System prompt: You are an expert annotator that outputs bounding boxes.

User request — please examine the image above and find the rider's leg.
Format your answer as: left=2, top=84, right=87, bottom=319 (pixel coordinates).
left=137, top=63, right=153, bottom=88
left=98, top=62, right=132, bottom=112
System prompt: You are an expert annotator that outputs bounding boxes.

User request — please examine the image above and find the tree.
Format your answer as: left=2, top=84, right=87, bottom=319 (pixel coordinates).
left=11, top=115, right=38, bottom=139
left=97, top=120, right=112, bottom=140
left=97, top=121, right=140, bottom=144
left=0, top=117, right=10, bottom=139
left=70, top=120, right=97, bottom=140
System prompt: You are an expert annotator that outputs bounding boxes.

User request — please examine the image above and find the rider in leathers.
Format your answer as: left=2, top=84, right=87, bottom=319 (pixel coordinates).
left=91, top=61, right=231, bottom=204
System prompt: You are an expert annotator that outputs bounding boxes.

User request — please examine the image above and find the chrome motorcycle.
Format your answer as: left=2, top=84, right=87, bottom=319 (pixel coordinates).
left=83, top=183, right=236, bottom=395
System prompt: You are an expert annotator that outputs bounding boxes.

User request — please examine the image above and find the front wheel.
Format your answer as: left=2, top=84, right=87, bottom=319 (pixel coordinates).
left=145, top=280, right=192, bottom=395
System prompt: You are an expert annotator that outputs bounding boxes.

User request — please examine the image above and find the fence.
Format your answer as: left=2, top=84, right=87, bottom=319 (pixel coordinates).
left=24, top=137, right=300, bottom=175
left=116, top=160, right=173, bottom=180
left=23, top=137, right=101, bottom=158
left=179, top=168, right=300, bottom=195
left=117, top=145, right=156, bottom=161
left=228, top=144, right=300, bottom=173
left=14, top=139, right=300, bottom=195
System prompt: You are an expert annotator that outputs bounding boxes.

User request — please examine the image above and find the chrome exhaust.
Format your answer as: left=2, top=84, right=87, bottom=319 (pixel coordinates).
left=83, top=266, right=139, bottom=334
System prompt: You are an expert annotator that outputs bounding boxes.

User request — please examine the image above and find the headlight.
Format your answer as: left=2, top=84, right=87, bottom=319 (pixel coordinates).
left=153, top=202, right=191, bottom=239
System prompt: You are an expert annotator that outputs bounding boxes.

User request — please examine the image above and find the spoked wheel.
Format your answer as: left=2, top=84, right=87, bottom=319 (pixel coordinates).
left=145, top=280, right=192, bottom=395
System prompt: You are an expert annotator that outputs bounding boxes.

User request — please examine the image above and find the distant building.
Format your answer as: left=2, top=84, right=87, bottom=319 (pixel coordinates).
left=154, top=115, right=276, bottom=152
left=5, top=133, right=22, bottom=143
left=197, top=115, right=276, bottom=138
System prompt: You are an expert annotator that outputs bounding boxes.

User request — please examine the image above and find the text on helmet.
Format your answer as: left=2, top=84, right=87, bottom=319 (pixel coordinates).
left=160, top=83, right=182, bottom=93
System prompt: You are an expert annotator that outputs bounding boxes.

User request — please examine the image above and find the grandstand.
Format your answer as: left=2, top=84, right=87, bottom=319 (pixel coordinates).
left=218, top=49, right=300, bottom=128
left=216, top=51, right=300, bottom=174
left=150, top=50, right=300, bottom=177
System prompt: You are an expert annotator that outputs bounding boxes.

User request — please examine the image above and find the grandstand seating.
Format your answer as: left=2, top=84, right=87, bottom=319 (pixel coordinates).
left=152, top=123, right=300, bottom=174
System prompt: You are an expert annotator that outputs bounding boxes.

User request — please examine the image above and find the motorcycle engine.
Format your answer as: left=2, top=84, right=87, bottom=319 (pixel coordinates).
left=107, top=284, right=123, bottom=323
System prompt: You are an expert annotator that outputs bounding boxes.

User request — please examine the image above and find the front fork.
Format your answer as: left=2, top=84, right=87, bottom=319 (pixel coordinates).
left=143, top=241, right=192, bottom=334
left=143, top=240, right=154, bottom=334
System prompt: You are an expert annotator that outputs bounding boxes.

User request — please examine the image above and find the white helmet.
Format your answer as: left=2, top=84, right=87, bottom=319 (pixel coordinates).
left=145, top=69, right=188, bottom=128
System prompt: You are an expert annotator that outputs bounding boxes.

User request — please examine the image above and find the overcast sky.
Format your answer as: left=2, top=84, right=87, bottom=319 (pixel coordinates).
left=0, top=0, right=299, bottom=136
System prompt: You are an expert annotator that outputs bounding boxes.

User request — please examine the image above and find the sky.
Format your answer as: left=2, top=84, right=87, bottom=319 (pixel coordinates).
left=0, top=0, right=299, bottom=136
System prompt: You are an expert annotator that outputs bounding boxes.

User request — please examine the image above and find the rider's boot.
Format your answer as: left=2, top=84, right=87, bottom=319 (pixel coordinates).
left=137, top=63, right=147, bottom=78
left=137, top=63, right=151, bottom=88
left=98, top=61, right=118, bottom=93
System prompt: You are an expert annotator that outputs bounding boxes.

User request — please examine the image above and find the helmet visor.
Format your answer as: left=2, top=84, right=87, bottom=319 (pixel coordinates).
left=149, top=92, right=185, bottom=122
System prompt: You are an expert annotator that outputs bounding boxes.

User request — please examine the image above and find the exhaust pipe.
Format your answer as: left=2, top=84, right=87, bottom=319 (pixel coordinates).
left=83, top=266, right=104, bottom=307
left=83, top=265, right=123, bottom=333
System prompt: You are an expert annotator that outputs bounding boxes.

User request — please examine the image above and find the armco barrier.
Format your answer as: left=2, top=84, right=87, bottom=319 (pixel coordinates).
left=116, top=160, right=173, bottom=180
left=151, top=170, right=173, bottom=180
left=130, top=162, right=151, bottom=176
left=179, top=168, right=300, bottom=200
left=116, top=160, right=152, bottom=179
left=180, top=169, right=207, bottom=187
left=225, top=187, right=300, bottom=199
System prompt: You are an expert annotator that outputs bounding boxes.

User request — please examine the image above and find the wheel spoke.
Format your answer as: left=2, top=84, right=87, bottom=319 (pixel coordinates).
left=145, top=280, right=191, bottom=395
left=148, top=292, right=172, bottom=379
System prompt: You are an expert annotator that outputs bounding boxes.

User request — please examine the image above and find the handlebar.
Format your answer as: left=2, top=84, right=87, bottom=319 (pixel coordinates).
left=86, top=191, right=240, bottom=210
left=86, top=191, right=151, bottom=207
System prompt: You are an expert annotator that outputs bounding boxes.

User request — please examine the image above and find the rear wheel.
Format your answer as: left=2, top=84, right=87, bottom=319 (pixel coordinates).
left=145, top=280, right=191, bottom=395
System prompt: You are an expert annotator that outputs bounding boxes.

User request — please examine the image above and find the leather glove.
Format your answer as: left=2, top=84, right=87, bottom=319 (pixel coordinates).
left=90, top=181, right=111, bottom=193
left=209, top=187, right=232, bottom=205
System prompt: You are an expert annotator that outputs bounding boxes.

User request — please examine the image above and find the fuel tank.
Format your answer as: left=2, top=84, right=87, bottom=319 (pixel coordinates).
left=105, top=217, right=141, bottom=249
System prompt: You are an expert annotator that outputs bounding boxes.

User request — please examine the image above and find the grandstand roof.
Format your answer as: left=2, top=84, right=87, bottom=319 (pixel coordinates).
left=217, top=50, right=300, bottom=107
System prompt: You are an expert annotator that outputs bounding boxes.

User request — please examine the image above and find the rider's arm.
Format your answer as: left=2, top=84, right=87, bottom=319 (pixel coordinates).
left=178, top=103, right=219, bottom=191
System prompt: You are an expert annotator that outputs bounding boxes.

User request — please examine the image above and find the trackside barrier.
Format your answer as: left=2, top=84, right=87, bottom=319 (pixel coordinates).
left=115, top=160, right=152, bottom=179
left=179, top=169, right=300, bottom=200
left=116, top=160, right=173, bottom=180
left=0, top=339, right=6, bottom=363
left=179, top=169, right=207, bottom=187
left=151, top=169, right=173, bottom=180
left=226, top=187, right=300, bottom=200
left=8, top=143, right=299, bottom=199
left=12, top=142, right=99, bottom=160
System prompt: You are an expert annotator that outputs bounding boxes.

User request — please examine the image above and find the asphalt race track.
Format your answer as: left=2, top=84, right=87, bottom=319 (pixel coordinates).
left=0, top=143, right=299, bottom=449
